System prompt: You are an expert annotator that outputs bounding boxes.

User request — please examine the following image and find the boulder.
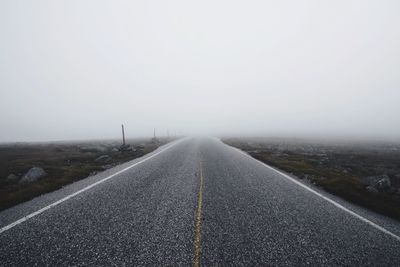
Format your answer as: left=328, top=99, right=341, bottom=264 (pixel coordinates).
left=361, top=175, right=391, bottom=191
left=102, top=164, right=114, bottom=170
left=150, top=137, right=160, bottom=144
left=79, top=144, right=108, bottom=152
left=6, top=173, right=19, bottom=182
left=19, top=167, right=46, bottom=183
left=366, top=186, right=379, bottom=194
left=119, top=144, right=131, bottom=152
left=95, top=155, right=111, bottom=163
left=375, top=178, right=391, bottom=190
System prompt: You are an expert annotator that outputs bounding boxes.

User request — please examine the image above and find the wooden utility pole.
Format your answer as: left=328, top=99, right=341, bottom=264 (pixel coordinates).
left=121, top=124, right=126, bottom=146
left=154, top=128, right=156, bottom=139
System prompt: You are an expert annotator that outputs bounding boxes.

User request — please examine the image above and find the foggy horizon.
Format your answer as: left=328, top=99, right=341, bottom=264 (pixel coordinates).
left=1, top=1, right=400, bottom=142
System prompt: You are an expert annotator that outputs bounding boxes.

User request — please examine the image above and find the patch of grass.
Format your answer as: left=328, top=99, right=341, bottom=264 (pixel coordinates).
left=0, top=139, right=168, bottom=211
left=225, top=138, right=400, bottom=222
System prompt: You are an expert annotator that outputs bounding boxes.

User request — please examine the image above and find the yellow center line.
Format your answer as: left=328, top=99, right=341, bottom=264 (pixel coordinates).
left=193, top=161, right=204, bottom=267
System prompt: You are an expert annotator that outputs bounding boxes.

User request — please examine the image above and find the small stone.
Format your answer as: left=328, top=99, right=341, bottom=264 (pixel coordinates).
left=6, top=173, right=19, bottom=182
left=366, top=186, right=379, bottom=194
left=361, top=175, right=391, bottom=191
left=19, top=167, right=46, bottom=183
left=95, top=155, right=111, bottom=162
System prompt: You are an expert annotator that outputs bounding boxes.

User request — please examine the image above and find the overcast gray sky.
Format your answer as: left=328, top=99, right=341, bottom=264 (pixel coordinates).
left=1, top=0, right=399, bottom=142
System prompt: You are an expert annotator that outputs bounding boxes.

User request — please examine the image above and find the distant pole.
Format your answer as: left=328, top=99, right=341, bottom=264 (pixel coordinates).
left=154, top=128, right=156, bottom=138
left=121, top=124, right=126, bottom=146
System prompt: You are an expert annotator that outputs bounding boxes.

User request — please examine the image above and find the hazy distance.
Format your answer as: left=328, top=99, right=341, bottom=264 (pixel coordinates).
left=1, top=0, right=399, bottom=142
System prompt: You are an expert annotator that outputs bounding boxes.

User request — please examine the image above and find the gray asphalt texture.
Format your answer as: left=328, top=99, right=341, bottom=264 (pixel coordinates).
left=1, top=137, right=400, bottom=266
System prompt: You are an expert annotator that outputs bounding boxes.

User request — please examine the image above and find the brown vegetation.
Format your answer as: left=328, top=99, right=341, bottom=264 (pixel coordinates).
left=0, top=139, right=167, bottom=211
left=224, top=138, right=400, bottom=221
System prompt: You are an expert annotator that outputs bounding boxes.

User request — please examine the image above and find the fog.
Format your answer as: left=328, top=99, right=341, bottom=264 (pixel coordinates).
left=1, top=1, right=400, bottom=142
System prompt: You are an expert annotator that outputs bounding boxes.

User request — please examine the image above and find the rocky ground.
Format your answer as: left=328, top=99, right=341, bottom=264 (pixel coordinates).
left=0, top=138, right=170, bottom=211
left=224, top=137, right=400, bottom=221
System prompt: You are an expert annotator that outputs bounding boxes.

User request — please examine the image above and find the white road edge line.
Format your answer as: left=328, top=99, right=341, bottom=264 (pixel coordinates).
left=0, top=140, right=181, bottom=234
left=230, top=146, right=400, bottom=242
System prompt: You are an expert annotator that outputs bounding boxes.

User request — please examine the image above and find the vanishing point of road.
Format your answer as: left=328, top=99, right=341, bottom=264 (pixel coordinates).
left=1, top=138, right=399, bottom=266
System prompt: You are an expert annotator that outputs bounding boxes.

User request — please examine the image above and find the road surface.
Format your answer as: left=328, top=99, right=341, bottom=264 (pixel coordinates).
left=1, top=137, right=399, bottom=266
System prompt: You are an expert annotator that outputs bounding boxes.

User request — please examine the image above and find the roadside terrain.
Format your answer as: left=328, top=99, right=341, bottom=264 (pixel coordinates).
left=0, top=138, right=169, bottom=211
left=224, top=137, right=400, bottom=221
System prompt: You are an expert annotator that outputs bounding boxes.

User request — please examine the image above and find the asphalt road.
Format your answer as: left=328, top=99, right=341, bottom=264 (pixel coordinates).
left=1, top=137, right=400, bottom=266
